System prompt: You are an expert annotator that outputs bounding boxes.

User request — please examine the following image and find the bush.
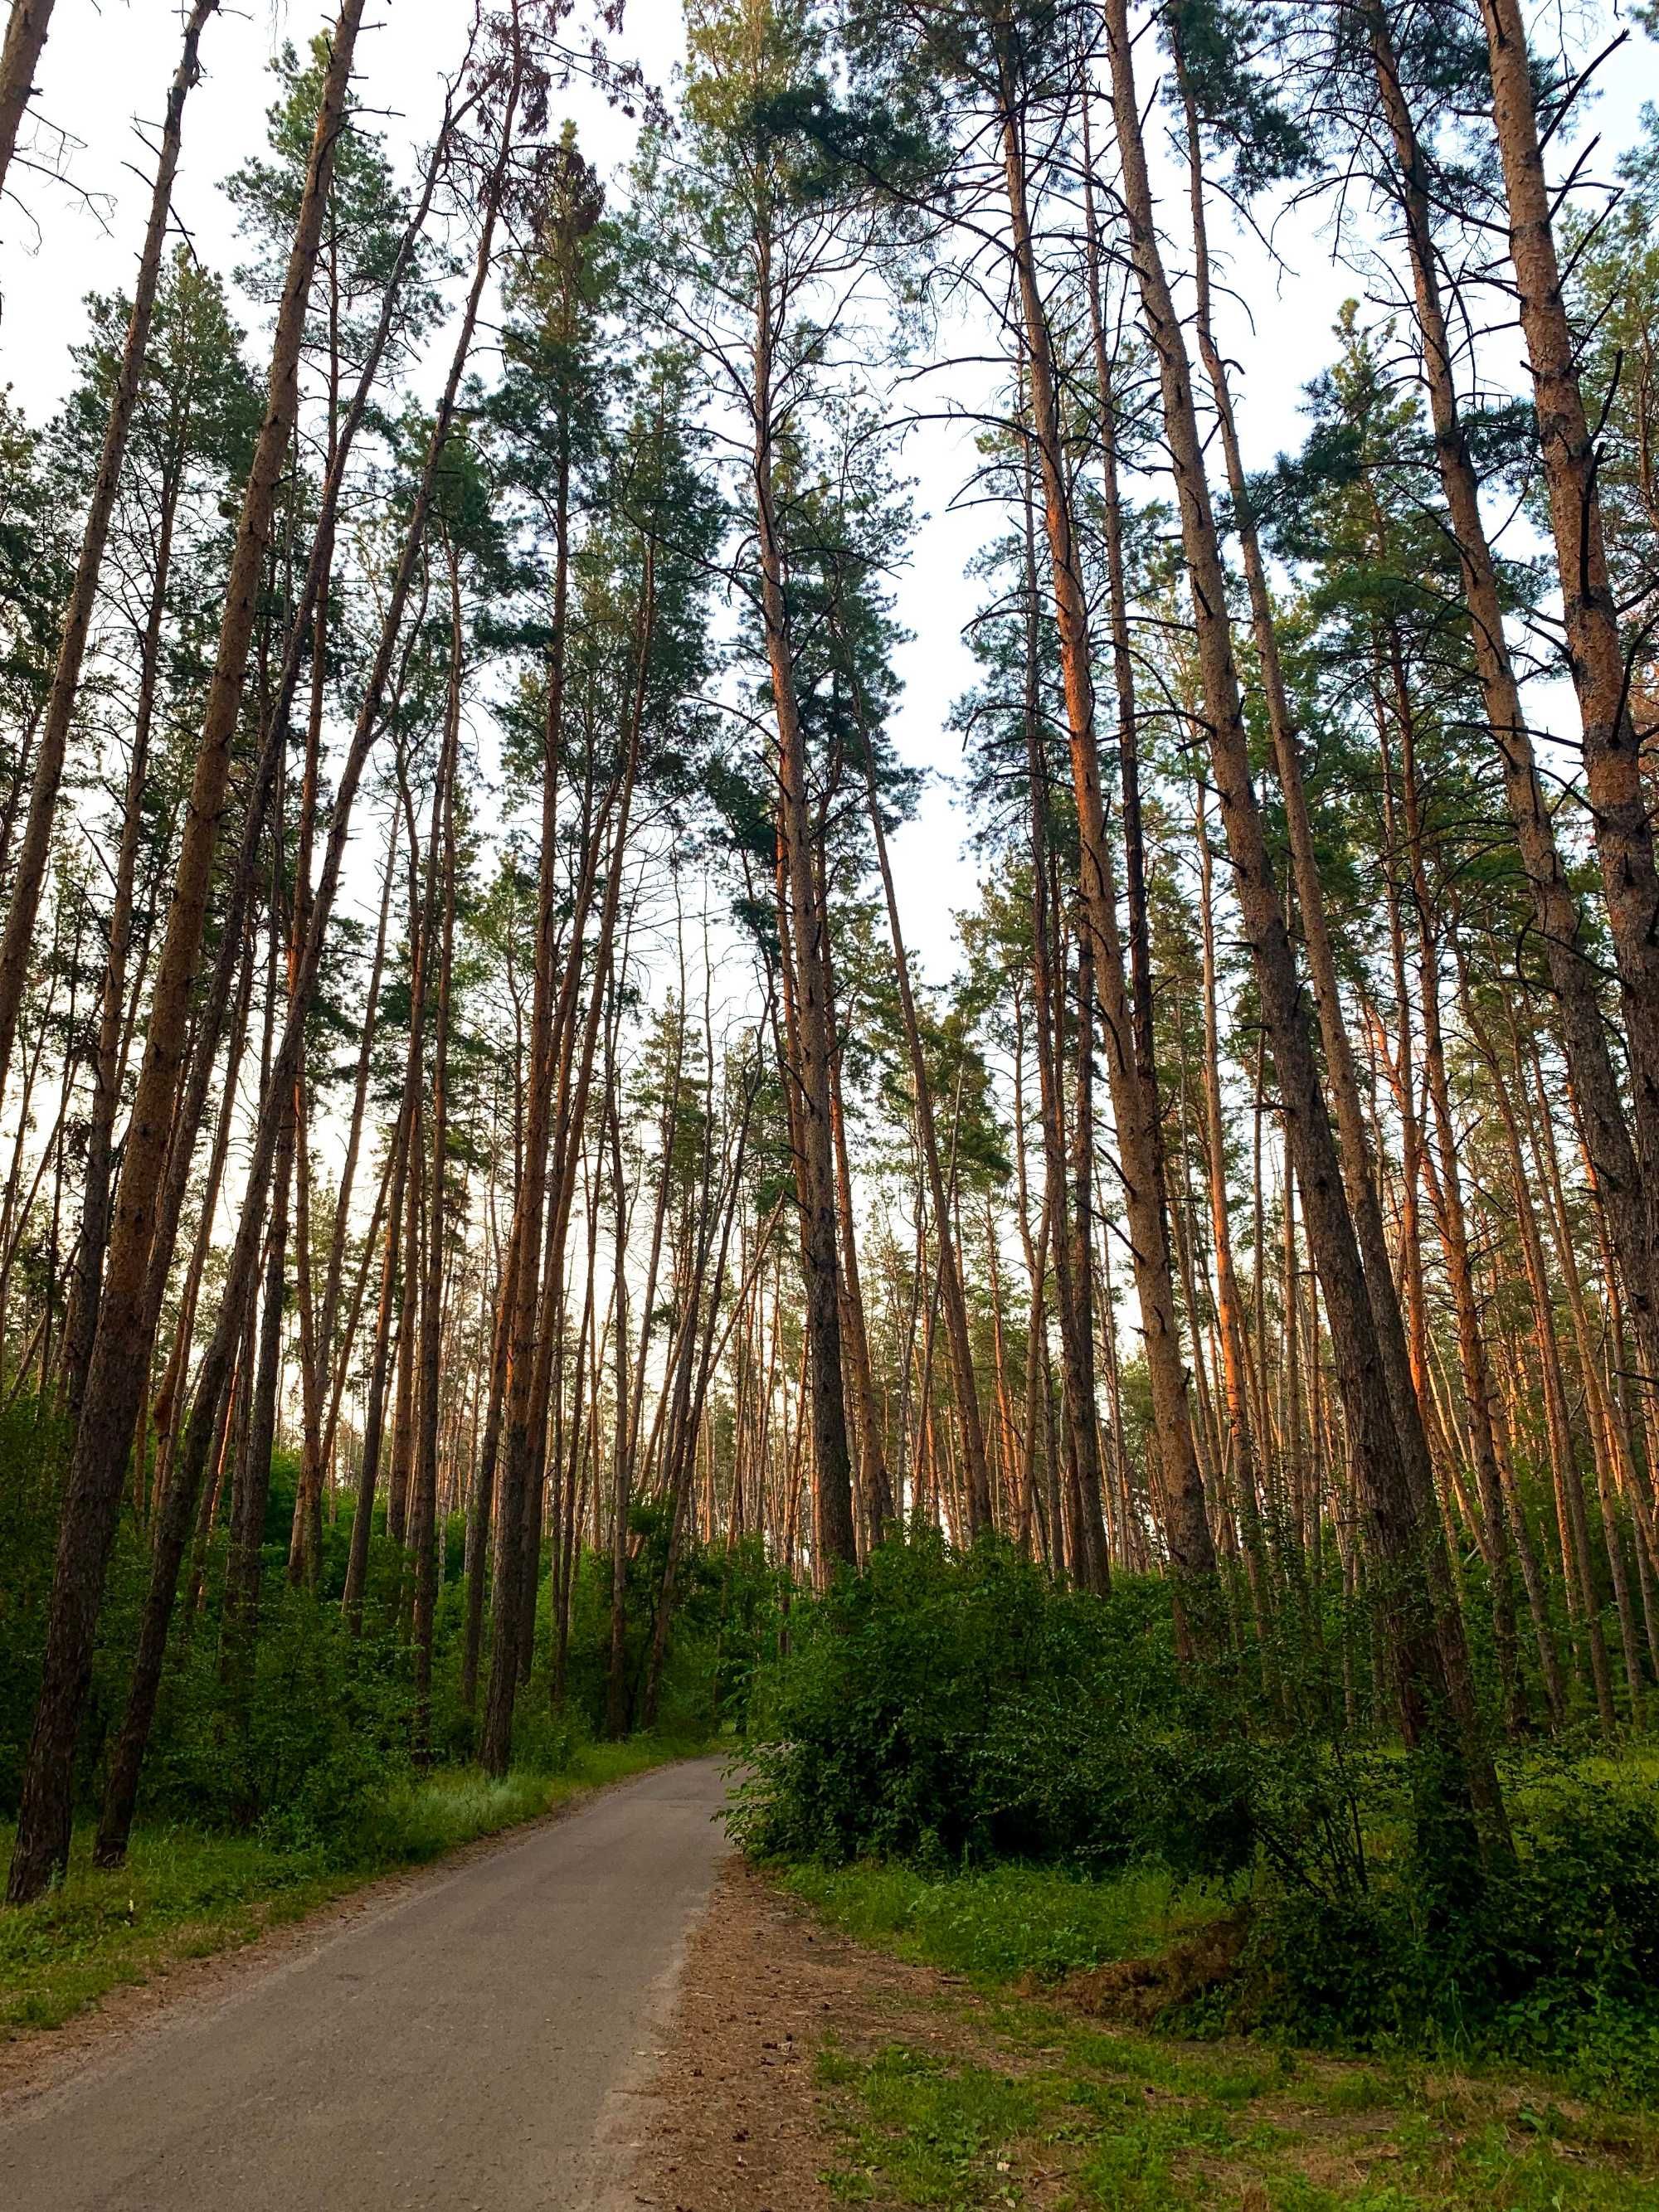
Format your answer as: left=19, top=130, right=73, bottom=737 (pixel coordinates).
left=0, top=1403, right=729, bottom=1856
left=137, top=1590, right=416, bottom=1855
left=734, top=1537, right=1659, bottom=2098
left=729, top=1535, right=1377, bottom=1879
left=730, top=1534, right=1186, bottom=1867
left=0, top=1401, right=70, bottom=1813
left=1228, top=1768, right=1659, bottom=2095
left=538, top=1514, right=786, bottom=1743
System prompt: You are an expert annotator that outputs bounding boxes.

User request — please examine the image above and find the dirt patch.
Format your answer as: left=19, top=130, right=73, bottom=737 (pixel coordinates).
left=1059, top=1908, right=1248, bottom=2024
left=620, top=1858, right=980, bottom=2211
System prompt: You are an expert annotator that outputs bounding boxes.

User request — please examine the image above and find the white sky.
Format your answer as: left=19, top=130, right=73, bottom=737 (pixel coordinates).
left=2, top=0, right=1656, bottom=998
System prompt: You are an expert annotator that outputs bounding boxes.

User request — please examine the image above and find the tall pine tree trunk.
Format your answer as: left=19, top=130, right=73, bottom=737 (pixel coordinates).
left=0, top=0, right=221, bottom=1111
left=1365, top=4, right=1659, bottom=1393
left=752, top=219, right=855, bottom=1572
left=7, top=0, right=366, bottom=1906
left=1478, top=0, right=1659, bottom=1341
left=998, top=66, right=1214, bottom=1611
left=0, top=0, right=54, bottom=204
left=1102, top=0, right=1504, bottom=1859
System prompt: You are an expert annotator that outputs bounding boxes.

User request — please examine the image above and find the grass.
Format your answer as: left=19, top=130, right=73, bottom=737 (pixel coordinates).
left=816, top=2010, right=1659, bottom=2209
left=0, top=1733, right=698, bottom=2039
left=345, top=1734, right=685, bottom=1863
left=781, top=1860, right=1229, bottom=1983
left=818, top=2039, right=1040, bottom=2208
left=786, top=1861, right=1659, bottom=2209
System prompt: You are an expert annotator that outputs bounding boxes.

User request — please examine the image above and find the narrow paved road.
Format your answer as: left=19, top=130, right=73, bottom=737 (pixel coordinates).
left=0, top=1757, right=730, bottom=2211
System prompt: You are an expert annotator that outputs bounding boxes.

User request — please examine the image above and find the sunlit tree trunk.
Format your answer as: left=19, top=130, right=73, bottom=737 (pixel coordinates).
left=1103, top=0, right=1503, bottom=1855
left=1478, top=0, right=1659, bottom=1327
left=1195, top=785, right=1273, bottom=1632
left=845, top=651, right=975, bottom=1535
left=411, top=543, right=463, bottom=1756
left=1364, top=3, right=1659, bottom=1396
left=751, top=217, right=856, bottom=1571
left=90, top=56, right=509, bottom=1859
left=999, top=60, right=1214, bottom=1616
left=0, top=0, right=54, bottom=204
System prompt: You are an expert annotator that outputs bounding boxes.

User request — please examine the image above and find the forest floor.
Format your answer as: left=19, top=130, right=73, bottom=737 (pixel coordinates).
left=624, top=1860, right=1659, bottom=2211
left=7, top=1754, right=1659, bottom=2210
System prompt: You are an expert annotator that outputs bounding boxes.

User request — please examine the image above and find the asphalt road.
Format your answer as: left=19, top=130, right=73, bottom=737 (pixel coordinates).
left=0, top=1756, right=731, bottom=2211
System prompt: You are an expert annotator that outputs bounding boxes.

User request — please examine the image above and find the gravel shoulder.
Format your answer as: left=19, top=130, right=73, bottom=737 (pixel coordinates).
left=620, top=1855, right=971, bottom=2211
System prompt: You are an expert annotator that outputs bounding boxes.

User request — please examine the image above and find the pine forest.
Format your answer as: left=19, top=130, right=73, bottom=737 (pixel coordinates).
left=4, top=0, right=1659, bottom=2196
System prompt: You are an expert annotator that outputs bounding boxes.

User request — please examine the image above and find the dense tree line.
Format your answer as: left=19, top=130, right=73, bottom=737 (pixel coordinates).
left=1, top=0, right=1657, bottom=1907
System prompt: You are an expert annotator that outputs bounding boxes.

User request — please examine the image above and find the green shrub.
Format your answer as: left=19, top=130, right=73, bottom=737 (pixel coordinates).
left=0, top=1406, right=731, bottom=1853
left=135, top=1589, right=416, bottom=1854
left=0, top=1400, right=70, bottom=1812
left=1232, top=1767, right=1659, bottom=2094
left=730, top=1533, right=1185, bottom=1867
left=735, top=1536, right=1659, bottom=2099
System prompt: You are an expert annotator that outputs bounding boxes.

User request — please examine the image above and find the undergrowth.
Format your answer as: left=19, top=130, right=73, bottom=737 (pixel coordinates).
left=816, top=2009, right=1659, bottom=2210
left=736, top=1535, right=1659, bottom=2103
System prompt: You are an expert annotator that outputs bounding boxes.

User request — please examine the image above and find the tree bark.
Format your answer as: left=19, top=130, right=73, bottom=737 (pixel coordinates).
left=411, top=544, right=462, bottom=1757
left=1477, top=0, right=1659, bottom=1362
left=998, top=63, right=1214, bottom=1607
left=752, top=216, right=856, bottom=1573
left=1365, top=3, right=1659, bottom=1394
left=0, top=0, right=56, bottom=222
left=481, top=413, right=574, bottom=1771
left=87, top=46, right=506, bottom=1861
left=845, top=644, right=975, bottom=1536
